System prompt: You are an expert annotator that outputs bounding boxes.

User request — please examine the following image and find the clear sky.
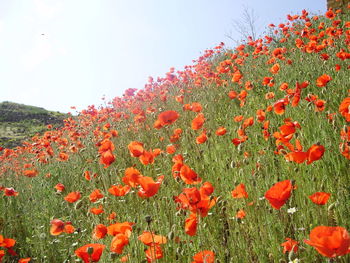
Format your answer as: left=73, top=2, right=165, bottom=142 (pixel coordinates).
left=0, top=0, right=326, bottom=113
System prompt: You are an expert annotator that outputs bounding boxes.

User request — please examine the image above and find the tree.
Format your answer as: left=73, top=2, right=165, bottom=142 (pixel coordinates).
left=226, top=6, right=260, bottom=44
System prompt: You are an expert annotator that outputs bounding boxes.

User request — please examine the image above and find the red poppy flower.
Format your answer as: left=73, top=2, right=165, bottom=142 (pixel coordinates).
left=316, top=74, right=332, bottom=87
left=50, top=219, right=65, bottom=236
left=93, top=224, right=107, bottom=240
left=264, top=180, right=292, bottom=209
left=304, top=226, right=350, bottom=258
left=192, top=250, right=215, bottom=263
left=180, top=165, right=202, bottom=184
left=110, top=234, right=129, bottom=254
left=192, top=113, right=205, bottom=130
left=157, top=110, right=179, bottom=127
left=89, top=189, right=104, bottom=203
left=339, top=97, right=350, bottom=122
left=185, top=213, right=198, bottom=236
left=64, top=191, right=81, bottom=203
left=108, top=185, right=131, bottom=196
left=281, top=238, right=298, bottom=254
left=128, top=141, right=144, bottom=157
left=306, top=144, right=325, bottom=164
left=196, top=132, right=207, bottom=144
left=100, top=150, right=115, bottom=168
left=54, top=183, right=65, bottom=192
left=90, top=205, right=104, bottom=215
left=122, top=167, right=142, bottom=187
left=309, top=192, right=330, bottom=205
left=231, top=183, right=248, bottom=199
left=137, top=175, right=164, bottom=198
left=75, top=243, right=105, bottom=263
left=4, top=188, right=19, bottom=197
left=138, top=231, right=167, bottom=246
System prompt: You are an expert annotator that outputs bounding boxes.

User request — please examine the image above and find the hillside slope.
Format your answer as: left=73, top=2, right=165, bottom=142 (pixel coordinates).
left=0, top=101, right=67, bottom=148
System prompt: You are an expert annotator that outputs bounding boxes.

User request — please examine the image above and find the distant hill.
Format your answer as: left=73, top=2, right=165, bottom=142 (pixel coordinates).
left=0, top=101, right=67, bottom=148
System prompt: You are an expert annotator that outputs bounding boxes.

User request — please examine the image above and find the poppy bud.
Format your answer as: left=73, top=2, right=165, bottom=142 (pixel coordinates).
left=145, top=215, right=152, bottom=224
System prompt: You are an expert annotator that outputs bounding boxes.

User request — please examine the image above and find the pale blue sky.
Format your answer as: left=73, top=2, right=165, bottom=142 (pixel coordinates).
left=0, top=0, right=326, bottom=113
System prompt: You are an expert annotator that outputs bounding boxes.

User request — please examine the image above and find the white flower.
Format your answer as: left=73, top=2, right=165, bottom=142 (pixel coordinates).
left=287, top=207, right=297, bottom=214
left=289, top=258, right=300, bottom=263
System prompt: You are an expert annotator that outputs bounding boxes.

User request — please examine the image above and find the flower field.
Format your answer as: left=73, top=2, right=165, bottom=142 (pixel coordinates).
left=1, top=6, right=350, bottom=263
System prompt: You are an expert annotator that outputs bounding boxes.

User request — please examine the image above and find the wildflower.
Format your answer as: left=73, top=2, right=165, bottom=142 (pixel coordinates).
left=192, top=250, right=215, bottom=263
left=304, top=226, right=350, bottom=258
left=265, top=180, right=293, bottom=209
left=75, top=243, right=105, bottom=263
left=287, top=207, right=297, bottom=214
left=309, top=192, right=330, bottom=205
left=281, top=238, right=299, bottom=254
left=64, top=191, right=81, bottom=203
left=231, top=183, right=248, bottom=199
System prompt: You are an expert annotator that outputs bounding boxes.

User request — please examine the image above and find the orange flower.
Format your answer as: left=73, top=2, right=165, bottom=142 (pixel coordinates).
left=270, top=63, right=280, bottom=74
left=215, top=127, right=227, bottom=136
left=138, top=231, right=167, bottom=246
left=54, top=183, right=65, bottom=192
left=273, top=99, right=288, bottom=115
left=262, top=77, right=274, bottom=87
left=339, top=97, right=350, bottom=122
left=100, top=150, right=115, bottom=168
left=98, top=139, right=115, bottom=153
left=316, top=74, right=332, bottom=87
left=107, top=222, right=134, bottom=237
left=145, top=244, right=163, bottom=262
left=90, top=205, right=104, bottom=215
left=122, top=167, right=142, bottom=187
left=281, top=238, right=298, bottom=254
left=4, top=187, right=19, bottom=197
left=139, top=150, right=155, bottom=165
left=192, top=250, right=215, bottom=263
left=228, top=90, right=237, bottom=99
left=50, top=219, right=65, bottom=236
left=180, top=165, right=202, bottom=184
left=23, top=169, right=38, bottom=177
left=196, top=132, right=207, bottom=144
left=233, top=115, right=243, bottom=122
left=64, top=223, right=75, bottom=234
left=306, top=144, right=325, bottom=164
left=110, top=234, right=129, bottom=254
left=108, top=185, right=131, bottom=196
left=64, top=191, right=81, bottom=203
left=137, top=175, right=164, bottom=198
left=93, top=224, right=107, bottom=240
left=89, top=189, right=104, bottom=203
left=50, top=219, right=74, bottom=235
left=325, top=9, right=336, bottom=19
left=157, top=110, right=179, bottom=127
left=264, top=180, right=292, bottom=209
left=128, top=141, right=144, bottom=157
left=185, top=213, right=198, bottom=236
left=309, top=192, right=330, bottom=205
left=236, top=209, right=246, bottom=219
left=231, top=183, right=248, bottom=199
left=304, top=226, right=350, bottom=258
left=19, top=258, right=31, bottom=263
left=166, top=144, right=176, bottom=154
left=75, top=243, right=105, bottom=263
left=191, top=113, right=205, bottom=130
